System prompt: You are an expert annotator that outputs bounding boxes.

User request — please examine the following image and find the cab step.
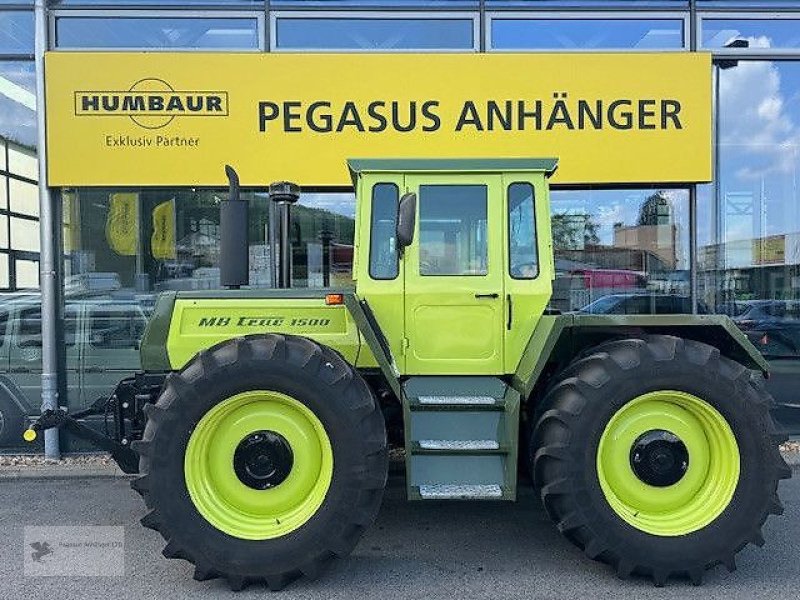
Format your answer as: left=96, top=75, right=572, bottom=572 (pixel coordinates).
left=412, top=484, right=508, bottom=500
left=418, top=439, right=500, bottom=451
left=402, top=377, right=520, bottom=501
left=409, top=396, right=506, bottom=411
left=418, top=395, right=497, bottom=405
left=413, top=440, right=507, bottom=454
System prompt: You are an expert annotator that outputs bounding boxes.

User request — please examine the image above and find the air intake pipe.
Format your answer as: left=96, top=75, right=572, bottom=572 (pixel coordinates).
left=269, top=181, right=300, bottom=288
left=220, top=165, right=249, bottom=289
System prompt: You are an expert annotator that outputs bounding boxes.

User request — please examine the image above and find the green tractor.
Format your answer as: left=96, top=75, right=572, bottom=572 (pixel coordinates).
left=28, top=158, right=790, bottom=589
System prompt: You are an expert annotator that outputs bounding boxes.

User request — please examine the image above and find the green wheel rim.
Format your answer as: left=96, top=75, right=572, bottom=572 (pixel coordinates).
left=185, top=390, right=333, bottom=540
left=596, top=390, right=740, bottom=537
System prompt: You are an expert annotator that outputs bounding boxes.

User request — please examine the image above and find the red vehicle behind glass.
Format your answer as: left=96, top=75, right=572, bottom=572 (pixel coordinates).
left=571, top=268, right=647, bottom=290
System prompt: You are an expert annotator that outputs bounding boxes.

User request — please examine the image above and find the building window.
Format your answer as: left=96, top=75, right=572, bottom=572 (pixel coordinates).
left=0, top=10, right=34, bottom=55
left=0, top=61, right=36, bottom=150
left=272, top=0, right=478, bottom=5
left=273, top=12, right=477, bottom=51
left=54, top=0, right=264, bottom=4
left=9, top=177, right=36, bottom=216
left=292, top=192, right=356, bottom=287
left=0, top=251, right=8, bottom=288
left=489, top=15, right=686, bottom=51
left=64, top=187, right=357, bottom=293
left=550, top=187, right=691, bottom=314
left=10, top=216, right=37, bottom=253
left=698, top=60, right=800, bottom=361
left=701, top=17, right=800, bottom=51
left=0, top=62, right=38, bottom=294
left=8, top=143, right=36, bottom=179
left=54, top=14, right=263, bottom=50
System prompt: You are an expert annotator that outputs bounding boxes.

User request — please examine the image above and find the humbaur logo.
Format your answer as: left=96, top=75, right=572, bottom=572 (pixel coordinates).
left=74, top=78, right=228, bottom=130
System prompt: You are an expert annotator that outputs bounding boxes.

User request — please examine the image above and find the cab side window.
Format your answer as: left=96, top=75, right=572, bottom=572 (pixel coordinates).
left=369, top=183, right=399, bottom=280
left=508, top=182, right=538, bottom=279
left=419, top=184, right=488, bottom=276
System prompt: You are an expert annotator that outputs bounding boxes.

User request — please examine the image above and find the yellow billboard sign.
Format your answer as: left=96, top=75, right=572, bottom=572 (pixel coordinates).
left=45, top=52, right=712, bottom=187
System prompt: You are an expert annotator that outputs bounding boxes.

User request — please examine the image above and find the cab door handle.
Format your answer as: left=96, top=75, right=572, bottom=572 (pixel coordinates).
left=475, top=293, right=499, bottom=299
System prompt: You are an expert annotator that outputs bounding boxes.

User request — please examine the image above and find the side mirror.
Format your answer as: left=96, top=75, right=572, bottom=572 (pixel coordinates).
left=396, top=192, right=416, bottom=253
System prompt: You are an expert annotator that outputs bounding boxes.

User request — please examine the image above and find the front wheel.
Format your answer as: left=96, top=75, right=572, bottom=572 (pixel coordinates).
left=131, top=334, right=388, bottom=591
left=532, top=335, right=791, bottom=586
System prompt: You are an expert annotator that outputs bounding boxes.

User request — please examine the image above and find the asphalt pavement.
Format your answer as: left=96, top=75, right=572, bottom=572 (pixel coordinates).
left=1, top=474, right=798, bottom=600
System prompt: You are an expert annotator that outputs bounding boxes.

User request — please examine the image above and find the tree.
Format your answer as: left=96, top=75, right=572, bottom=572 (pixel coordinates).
left=552, top=212, right=600, bottom=250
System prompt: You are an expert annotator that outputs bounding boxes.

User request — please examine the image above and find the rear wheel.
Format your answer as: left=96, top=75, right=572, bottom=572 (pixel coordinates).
left=531, top=335, right=790, bottom=586
left=131, top=334, right=388, bottom=591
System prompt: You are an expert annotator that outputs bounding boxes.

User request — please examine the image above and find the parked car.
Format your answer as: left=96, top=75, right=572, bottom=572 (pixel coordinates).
left=729, top=300, right=800, bottom=358
left=729, top=300, right=800, bottom=433
left=576, top=293, right=709, bottom=315
left=0, top=295, right=149, bottom=447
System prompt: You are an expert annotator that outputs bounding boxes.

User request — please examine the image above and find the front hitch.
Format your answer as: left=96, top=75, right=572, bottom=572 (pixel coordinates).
left=24, top=409, right=140, bottom=474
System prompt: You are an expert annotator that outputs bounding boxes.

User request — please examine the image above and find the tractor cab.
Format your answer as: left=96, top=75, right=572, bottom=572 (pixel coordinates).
left=349, top=158, right=557, bottom=376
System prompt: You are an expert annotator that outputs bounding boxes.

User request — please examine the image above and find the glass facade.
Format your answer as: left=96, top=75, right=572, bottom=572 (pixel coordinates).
left=55, top=16, right=262, bottom=50
left=550, top=187, right=691, bottom=313
left=490, top=17, right=686, bottom=50
left=274, top=15, right=476, bottom=50
left=0, top=60, right=38, bottom=292
left=1, top=1, right=800, bottom=450
left=701, top=18, right=800, bottom=49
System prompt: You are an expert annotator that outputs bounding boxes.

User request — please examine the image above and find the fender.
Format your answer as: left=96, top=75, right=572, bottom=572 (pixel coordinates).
left=140, top=290, right=402, bottom=400
left=513, top=313, right=769, bottom=400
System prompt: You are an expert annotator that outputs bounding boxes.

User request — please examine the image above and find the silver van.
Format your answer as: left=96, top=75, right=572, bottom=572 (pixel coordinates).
left=0, top=295, right=148, bottom=447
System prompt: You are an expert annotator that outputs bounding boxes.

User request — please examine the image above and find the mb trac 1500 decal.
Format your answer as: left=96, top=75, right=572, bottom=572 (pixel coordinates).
left=197, top=316, right=332, bottom=328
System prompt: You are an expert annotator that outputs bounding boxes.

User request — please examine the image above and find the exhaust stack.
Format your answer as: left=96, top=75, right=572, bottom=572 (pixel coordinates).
left=220, top=165, right=249, bottom=289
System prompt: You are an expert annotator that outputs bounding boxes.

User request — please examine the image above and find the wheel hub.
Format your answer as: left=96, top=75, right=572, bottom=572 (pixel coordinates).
left=630, top=429, right=689, bottom=487
left=233, top=430, right=294, bottom=490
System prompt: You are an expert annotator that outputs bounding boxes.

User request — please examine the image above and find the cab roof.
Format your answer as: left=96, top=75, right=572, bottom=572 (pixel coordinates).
left=347, top=158, right=558, bottom=179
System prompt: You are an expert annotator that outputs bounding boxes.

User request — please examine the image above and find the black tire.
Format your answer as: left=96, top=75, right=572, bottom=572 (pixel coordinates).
left=130, top=334, right=388, bottom=591
left=531, top=335, right=791, bottom=586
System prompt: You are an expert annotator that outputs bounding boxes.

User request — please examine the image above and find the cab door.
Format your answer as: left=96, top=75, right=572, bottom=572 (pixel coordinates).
left=403, top=175, right=505, bottom=374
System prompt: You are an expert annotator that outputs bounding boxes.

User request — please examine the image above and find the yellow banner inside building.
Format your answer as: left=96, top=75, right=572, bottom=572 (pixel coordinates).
left=45, top=52, right=713, bottom=187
